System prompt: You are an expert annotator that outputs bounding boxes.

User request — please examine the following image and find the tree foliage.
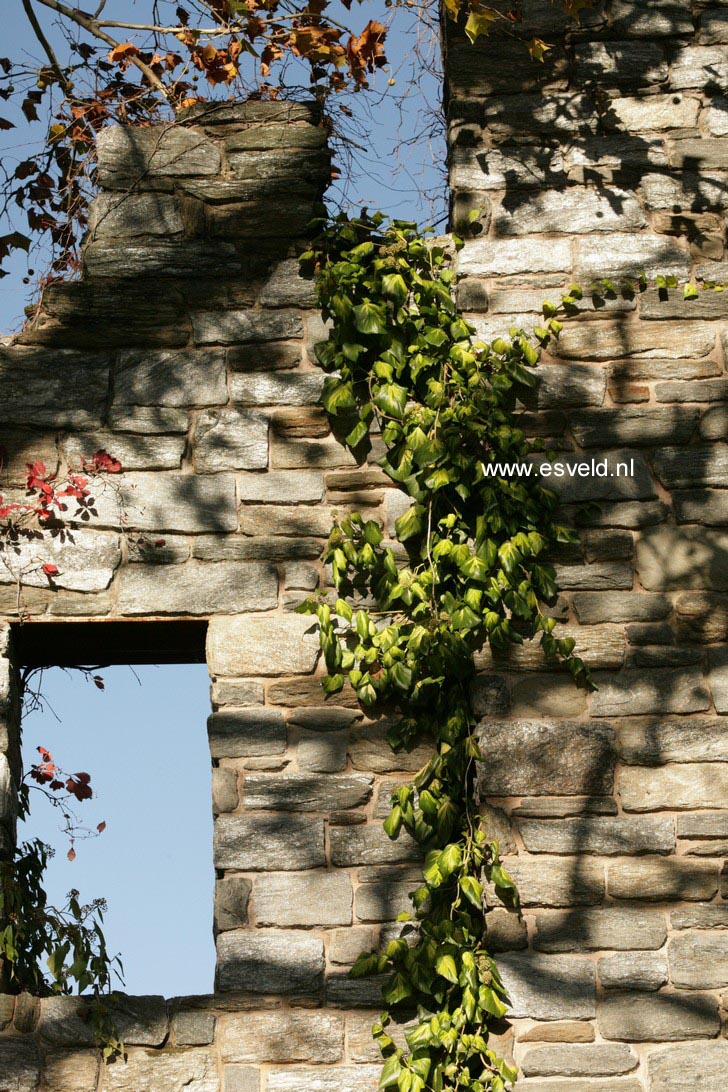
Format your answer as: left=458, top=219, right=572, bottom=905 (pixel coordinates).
left=299, top=212, right=591, bottom=1091
left=0, top=1, right=593, bottom=287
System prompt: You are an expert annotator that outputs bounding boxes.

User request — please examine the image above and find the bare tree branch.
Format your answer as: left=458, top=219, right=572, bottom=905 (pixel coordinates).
left=20, top=0, right=74, bottom=97
left=32, top=0, right=172, bottom=99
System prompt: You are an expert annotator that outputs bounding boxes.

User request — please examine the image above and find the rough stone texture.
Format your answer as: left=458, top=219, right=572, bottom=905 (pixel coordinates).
left=518, top=817, right=675, bottom=856
left=216, top=930, right=324, bottom=993
left=101, top=1048, right=219, bottom=1091
left=647, top=1042, right=728, bottom=1091
left=498, top=954, right=596, bottom=1020
left=598, top=992, right=720, bottom=1041
left=219, top=1011, right=343, bottom=1063
left=214, top=815, right=325, bottom=871
left=477, top=720, right=616, bottom=796
left=608, top=858, right=719, bottom=901
left=252, top=872, right=352, bottom=926
left=117, top=560, right=278, bottom=616
left=520, top=1043, right=638, bottom=1077
left=534, top=909, right=667, bottom=953
left=668, top=932, right=728, bottom=988
left=39, top=995, right=168, bottom=1047
left=598, top=951, right=668, bottom=991
left=207, top=614, right=320, bottom=676
left=619, top=764, right=728, bottom=811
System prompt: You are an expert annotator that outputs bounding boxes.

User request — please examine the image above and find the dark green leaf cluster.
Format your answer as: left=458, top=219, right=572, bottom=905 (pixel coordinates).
left=0, top=836, right=124, bottom=1058
left=299, top=210, right=592, bottom=1092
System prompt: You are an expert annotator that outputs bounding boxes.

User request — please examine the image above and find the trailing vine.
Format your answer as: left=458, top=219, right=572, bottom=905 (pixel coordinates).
left=298, top=212, right=592, bottom=1092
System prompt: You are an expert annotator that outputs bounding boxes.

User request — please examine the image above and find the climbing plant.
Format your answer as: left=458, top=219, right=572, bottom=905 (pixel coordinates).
left=298, top=211, right=592, bottom=1091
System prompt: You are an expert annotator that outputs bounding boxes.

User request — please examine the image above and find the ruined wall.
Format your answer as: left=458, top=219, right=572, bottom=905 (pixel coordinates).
left=1, top=2, right=728, bottom=1087
left=446, top=1, right=728, bottom=1088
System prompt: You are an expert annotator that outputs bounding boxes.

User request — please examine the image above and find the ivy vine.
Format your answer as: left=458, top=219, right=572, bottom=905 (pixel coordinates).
left=299, top=212, right=592, bottom=1092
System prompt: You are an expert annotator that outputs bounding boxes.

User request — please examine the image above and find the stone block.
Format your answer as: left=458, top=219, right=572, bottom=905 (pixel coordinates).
left=208, top=709, right=286, bottom=759
left=39, top=995, right=167, bottom=1046
left=709, top=647, right=728, bottom=712
left=700, top=404, right=728, bottom=440
left=676, top=592, right=728, bottom=642
left=194, top=410, right=269, bottom=473
left=97, top=125, right=220, bottom=184
left=172, top=1011, right=216, bottom=1046
left=636, top=527, right=728, bottom=592
left=213, top=815, right=325, bottom=870
left=471, top=675, right=510, bottom=716
left=271, top=436, right=356, bottom=470
left=670, top=45, right=728, bottom=90
left=94, top=471, right=238, bottom=533
left=207, top=614, right=320, bottom=676
left=519, top=816, right=674, bottom=856
left=329, top=926, right=378, bottom=965
left=89, top=192, right=183, bottom=238
left=214, top=876, right=251, bottom=932
left=608, top=857, right=718, bottom=901
left=355, top=881, right=415, bottom=923
left=457, top=238, right=572, bottom=277
left=513, top=798, right=617, bottom=819
left=573, top=592, right=669, bottom=624
left=63, top=430, right=185, bottom=471
left=224, top=1068, right=260, bottom=1092
left=520, top=1043, right=638, bottom=1077
left=477, top=720, right=616, bottom=797
left=598, top=951, right=668, bottom=991
left=609, top=94, right=699, bottom=132
left=534, top=909, right=667, bottom=953
left=211, top=680, right=264, bottom=707
left=252, top=872, right=352, bottom=926
left=670, top=137, right=728, bottom=170
left=216, top=930, right=324, bottom=993
left=669, top=932, right=728, bottom=989
left=573, top=233, right=690, bottom=281
left=349, top=721, right=432, bottom=773
left=570, top=407, right=699, bottom=448
left=450, top=146, right=563, bottom=192
left=510, top=672, right=589, bottom=716
left=231, top=371, right=325, bottom=407
left=574, top=40, right=668, bottom=84
left=212, top=768, right=238, bottom=814
left=590, top=669, right=711, bottom=717
left=647, top=1042, right=728, bottom=1091
left=554, top=322, right=714, bottom=361
left=265, top=1067, right=381, bottom=1092
left=0, top=1038, right=41, bottom=1092
left=192, top=311, right=303, bottom=346
left=554, top=563, right=633, bottom=591
left=237, top=470, right=324, bottom=503
left=483, top=908, right=529, bottom=952
left=218, top=1010, right=344, bottom=1063
left=109, top=406, right=189, bottom=433
left=620, top=718, right=728, bottom=765
left=85, top=238, right=240, bottom=280
left=527, top=364, right=607, bottom=409
left=329, top=823, right=421, bottom=867
left=117, top=560, right=277, bottom=615
left=620, top=763, right=728, bottom=811
left=520, top=1022, right=595, bottom=1043
left=43, top=1050, right=100, bottom=1092
left=654, top=444, right=728, bottom=489
left=674, top=490, right=728, bottom=525
left=598, top=991, right=720, bottom=1041
left=101, top=1048, right=218, bottom=1091
left=260, top=259, right=318, bottom=308
left=532, top=452, right=656, bottom=504
left=0, top=530, right=120, bottom=593
left=493, top=858, right=605, bottom=908
left=243, top=773, right=372, bottom=812
left=228, top=342, right=303, bottom=372
left=494, top=186, right=645, bottom=235
left=297, top=728, right=348, bottom=772
left=0, top=348, right=109, bottom=428
left=238, top=505, right=333, bottom=538
left=498, top=954, right=596, bottom=1020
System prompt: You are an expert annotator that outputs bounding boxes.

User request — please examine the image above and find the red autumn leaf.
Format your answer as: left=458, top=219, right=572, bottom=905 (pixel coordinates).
left=97, top=821, right=106, bottom=833
left=90, top=449, right=122, bottom=474
left=67, top=847, right=76, bottom=862
left=108, top=43, right=141, bottom=65
left=66, top=772, right=93, bottom=802
left=42, top=562, right=59, bottom=576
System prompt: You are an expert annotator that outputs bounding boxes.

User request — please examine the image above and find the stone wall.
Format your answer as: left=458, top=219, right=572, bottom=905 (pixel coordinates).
left=0, top=2, right=727, bottom=1087
left=445, top=1, right=728, bottom=1089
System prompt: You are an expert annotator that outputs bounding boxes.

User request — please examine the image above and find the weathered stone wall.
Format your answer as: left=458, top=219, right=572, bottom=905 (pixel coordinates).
left=445, top=1, right=728, bottom=1088
left=1, top=2, right=728, bottom=1085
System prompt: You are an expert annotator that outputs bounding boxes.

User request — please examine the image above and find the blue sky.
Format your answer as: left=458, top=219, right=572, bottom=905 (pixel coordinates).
left=0, top=0, right=445, bottom=331
left=3, top=1, right=443, bottom=998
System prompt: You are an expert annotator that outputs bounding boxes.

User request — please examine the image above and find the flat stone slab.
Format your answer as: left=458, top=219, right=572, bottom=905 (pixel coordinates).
left=477, top=720, right=616, bottom=797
